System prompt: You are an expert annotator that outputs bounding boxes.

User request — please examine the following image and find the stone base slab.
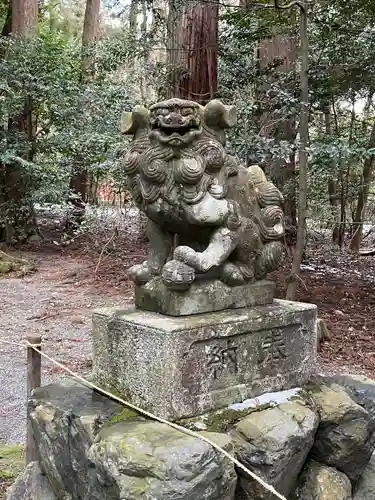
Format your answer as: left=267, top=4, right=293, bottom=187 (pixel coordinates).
left=92, top=300, right=318, bottom=420
left=135, top=278, right=274, bottom=316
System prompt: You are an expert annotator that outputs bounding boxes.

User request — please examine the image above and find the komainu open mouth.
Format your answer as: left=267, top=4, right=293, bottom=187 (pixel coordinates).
left=152, top=124, right=200, bottom=137
left=150, top=121, right=202, bottom=146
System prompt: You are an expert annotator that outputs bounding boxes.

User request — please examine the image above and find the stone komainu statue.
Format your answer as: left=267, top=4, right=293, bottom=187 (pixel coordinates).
left=121, top=98, right=285, bottom=291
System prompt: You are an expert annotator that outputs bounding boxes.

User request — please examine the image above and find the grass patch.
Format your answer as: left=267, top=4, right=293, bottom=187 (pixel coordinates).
left=0, top=445, right=25, bottom=499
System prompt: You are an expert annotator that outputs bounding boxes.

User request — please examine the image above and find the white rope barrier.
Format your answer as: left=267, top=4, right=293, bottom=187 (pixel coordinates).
left=1, top=338, right=287, bottom=500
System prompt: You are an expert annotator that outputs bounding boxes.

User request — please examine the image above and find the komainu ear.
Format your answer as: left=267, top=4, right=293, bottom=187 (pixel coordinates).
left=120, top=105, right=150, bottom=135
left=203, top=99, right=237, bottom=130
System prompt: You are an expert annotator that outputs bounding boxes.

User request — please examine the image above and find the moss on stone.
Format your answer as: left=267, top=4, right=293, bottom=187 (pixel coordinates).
left=180, top=403, right=273, bottom=433
left=0, top=261, right=12, bottom=274
left=131, top=478, right=150, bottom=495
left=207, top=404, right=273, bottom=432
left=290, top=388, right=316, bottom=411
left=105, top=408, right=140, bottom=426
left=0, top=444, right=24, bottom=480
left=93, top=380, right=134, bottom=404
left=304, top=381, right=326, bottom=394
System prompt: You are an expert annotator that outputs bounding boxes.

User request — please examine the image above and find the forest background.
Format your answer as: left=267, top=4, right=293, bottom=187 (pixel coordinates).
left=3, top=3, right=375, bottom=490
left=2, top=0, right=375, bottom=291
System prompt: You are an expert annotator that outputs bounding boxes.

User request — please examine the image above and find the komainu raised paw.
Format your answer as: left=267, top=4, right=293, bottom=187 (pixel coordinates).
left=221, top=262, right=249, bottom=286
left=174, top=246, right=200, bottom=269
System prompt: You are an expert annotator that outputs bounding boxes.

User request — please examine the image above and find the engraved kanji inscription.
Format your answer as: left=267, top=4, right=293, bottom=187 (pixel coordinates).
left=258, top=329, right=287, bottom=366
left=206, top=339, right=238, bottom=380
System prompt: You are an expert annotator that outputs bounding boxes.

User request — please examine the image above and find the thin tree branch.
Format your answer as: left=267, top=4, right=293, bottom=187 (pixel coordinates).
left=273, top=0, right=313, bottom=11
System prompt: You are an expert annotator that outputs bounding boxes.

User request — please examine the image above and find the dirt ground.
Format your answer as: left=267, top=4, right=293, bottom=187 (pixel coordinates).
left=1, top=221, right=375, bottom=454
left=273, top=242, right=375, bottom=377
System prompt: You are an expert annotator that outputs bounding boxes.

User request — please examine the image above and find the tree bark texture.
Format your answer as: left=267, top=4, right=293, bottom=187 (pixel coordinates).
left=349, top=122, right=375, bottom=253
left=0, top=0, right=38, bottom=244
left=129, top=0, right=137, bottom=32
left=48, top=0, right=59, bottom=32
left=1, top=0, right=12, bottom=36
left=11, top=0, right=38, bottom=36
left=69, top=0, right=100, bottom=210
left=258, top=34, right=297, bottom=227
left=323, top=104, right=341, bottom=244
left=81, top=0, right=100, bottom=80
left=286, top=4, right=309, bottom=301
left=166, top=0, right=218, bottom=104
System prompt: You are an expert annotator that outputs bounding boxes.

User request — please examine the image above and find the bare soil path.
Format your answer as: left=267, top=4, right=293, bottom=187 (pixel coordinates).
left=0, top=252, right=129, bottom=445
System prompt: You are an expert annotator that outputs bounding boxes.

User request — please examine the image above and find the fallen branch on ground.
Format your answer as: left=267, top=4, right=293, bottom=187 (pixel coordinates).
left=94, top=229, right=118, bottom=274
left=359, top=248, right=375, bottom=256
left=0, top=250, right=29, bottom=264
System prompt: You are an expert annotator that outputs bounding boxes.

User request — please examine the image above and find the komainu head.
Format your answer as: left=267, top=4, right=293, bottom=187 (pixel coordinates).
left=149, top=98, right=202, bottom=147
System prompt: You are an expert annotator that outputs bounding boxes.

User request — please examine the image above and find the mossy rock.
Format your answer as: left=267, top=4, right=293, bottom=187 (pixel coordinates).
left=180, top=403, right=272, bottom=433
left=0, top=261, right=12, bottom=274
left=0, top=445, right=25, bottom=480
left=93, top=381, right=133, bottom=403
left=92, top=381, right=149, bottom=425
left=0, top=250, right=36, bottom=276
left=104, top=407, right=141, bottom=427
left=91, top=383, right=145, bottom=427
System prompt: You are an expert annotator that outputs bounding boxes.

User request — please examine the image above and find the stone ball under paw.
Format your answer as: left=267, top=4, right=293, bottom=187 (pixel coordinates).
left=162, top=260, right=195, bottom=291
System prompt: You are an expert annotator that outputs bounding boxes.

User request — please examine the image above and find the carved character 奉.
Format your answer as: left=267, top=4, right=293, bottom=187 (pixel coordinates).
left=121, top=98, right=285, bottom=291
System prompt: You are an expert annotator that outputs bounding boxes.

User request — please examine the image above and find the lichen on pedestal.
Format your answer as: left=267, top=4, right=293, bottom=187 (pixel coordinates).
left=92, top=301, right=318, bottom=421
left=121, top=98, right=286, bottom=314
left=135, top=277, right=275, bottom=316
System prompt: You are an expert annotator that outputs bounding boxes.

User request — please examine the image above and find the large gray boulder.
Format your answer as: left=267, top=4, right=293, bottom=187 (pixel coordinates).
left=29, top=379, right=237, bottom=500
left=231, top=400, right=319, bottom=499
left=354, top=453, right=375, bottom=499
left=88, top=422, right=237, bottom=499
left=309, top=384, right=375, bottom=483
left=6, top=462, right=57, bottom=500
left=293, top=460, right=352, bottom=500
left=28, top=378, right=129, bottom=499
left=330, top=374, right=375, bottom=422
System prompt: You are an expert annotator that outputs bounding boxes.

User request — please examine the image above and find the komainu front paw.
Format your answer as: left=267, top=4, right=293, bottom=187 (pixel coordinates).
left=174, top=246, right=200, bottom=268
left=255, top=241, right=285, bottom=279
left=221, top=262, right=247, bottom=286
left=128, top=261, right=157, bottom=285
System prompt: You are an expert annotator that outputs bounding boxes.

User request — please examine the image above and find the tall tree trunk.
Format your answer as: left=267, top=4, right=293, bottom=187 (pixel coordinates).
left=11, top=0, right=37, bottom=35
left=349, top=122, right=375, bottom=253
left=323, top=103, right=340, bottom=243
left=81, top=0, right=100, bottom=81
left=129, top=0, right=138, bottom=32
left=0, top=0, right=39, bottom=244
left=257, top=34, right=297, bottom=230
left=69, top=0, right=100, bottom=213
left=166, top=0, right=218, bottom=104
left=128, top=0, right=138, bottom=74
left=286, top=3, right=309, bottom=301
left=139, top=0, right=148, bottom=101
left=49, top=0, right=59, bottom=32
left=1, top=1, right=12, bottom=36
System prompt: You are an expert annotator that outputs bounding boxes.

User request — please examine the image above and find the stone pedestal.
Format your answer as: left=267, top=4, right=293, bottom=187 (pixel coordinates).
left=92, top=300, right=318, bottom=420
left=135, top=278, right=275, bottom=316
